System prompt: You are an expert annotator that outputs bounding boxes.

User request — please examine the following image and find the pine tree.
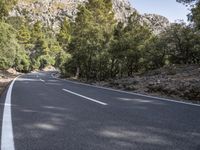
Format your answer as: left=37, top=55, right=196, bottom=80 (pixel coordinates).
left=57, top=18, right=72, bottom=51
left=17, top=24, right=31, bottom=45
left=0, top=22, right=18, bottom=69
left=69, top=0, right=116, bottom=79
left=123, top=12, right=152, bottom=75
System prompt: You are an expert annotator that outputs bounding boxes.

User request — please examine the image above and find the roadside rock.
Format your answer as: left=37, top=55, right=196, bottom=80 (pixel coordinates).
left=42, top=66, right=57, bottom=71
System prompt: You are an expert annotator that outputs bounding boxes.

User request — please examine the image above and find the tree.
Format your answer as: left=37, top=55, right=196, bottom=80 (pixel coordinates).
left=29, top=21, right=47, bottom=69
left=191, top=2, right=200, bottom=29
left=109, top=22, right=126, bottom=78
left=0, top=21, right=18, bottom=69
left=55, top=50, right=72, bottom=76
left=165, top=23, right=200, bottom=64
left=14, top=48, right=30, bottom=72
left=68, top=0, right=116, bottom=79
left=123, top=12, right=152, bottom=75
left=37, top=55, right=55, bottom=69
left=57, top=18, right=72, bottom=51
left=17, top=23, right=31, bottom=45
left=177, top=0, right=200, bottom=29
left=143, top=35, right=169, bottom=70
left=6, top=16, right=24, bottom=30
left=31, top=21, right=44, bottom=44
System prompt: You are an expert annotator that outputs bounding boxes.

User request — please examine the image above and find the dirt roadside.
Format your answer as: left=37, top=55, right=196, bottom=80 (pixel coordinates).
left=0, top=69, right=21, bottom=96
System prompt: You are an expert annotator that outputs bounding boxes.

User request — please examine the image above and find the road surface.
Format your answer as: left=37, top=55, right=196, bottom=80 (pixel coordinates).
left=0, top=71, right=200, bottom=150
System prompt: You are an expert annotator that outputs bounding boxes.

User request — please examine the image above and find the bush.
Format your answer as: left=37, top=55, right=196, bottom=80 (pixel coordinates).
left=14, top=48, right=30, bottom=72
left=37, top=55, right=55, bottom=69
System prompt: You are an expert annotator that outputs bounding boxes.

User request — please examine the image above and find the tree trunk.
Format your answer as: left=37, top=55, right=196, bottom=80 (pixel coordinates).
left=75, top=67, right=80, bottom=79
left=110, top=58, right=114, bottom=78
left=87, top=56, right=92, bottom=81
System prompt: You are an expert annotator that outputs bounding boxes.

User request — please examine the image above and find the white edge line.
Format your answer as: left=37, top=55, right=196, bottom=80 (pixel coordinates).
left=52, top=73, right=200, bottom=107
left=1, top=76, right=20, bottom=150
left=62, top=89, right=108, bottom=106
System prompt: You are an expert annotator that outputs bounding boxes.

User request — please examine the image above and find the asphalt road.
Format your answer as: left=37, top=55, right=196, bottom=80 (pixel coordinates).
left=0, top=71, right=200, bottom=150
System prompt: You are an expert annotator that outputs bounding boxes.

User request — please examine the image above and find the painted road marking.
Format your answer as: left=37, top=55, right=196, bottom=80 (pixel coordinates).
left=1, top=77, right=18, bottom=150
left=62, top=89, right=108, bottom=106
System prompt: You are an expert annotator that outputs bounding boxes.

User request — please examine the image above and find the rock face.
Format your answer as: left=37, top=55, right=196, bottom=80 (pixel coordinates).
left=143, top=14, right=170, bottom=34
left=10, top=0, right=86, bottom=30
left=9, top=0, right=170, bottom=33
left=10, top=0, right=136, bottom=30
left=112, top=0, right=136, bottom=22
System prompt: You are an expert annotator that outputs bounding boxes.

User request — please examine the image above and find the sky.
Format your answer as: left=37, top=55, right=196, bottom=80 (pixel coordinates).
left=129, top=0, right=190, bottom=22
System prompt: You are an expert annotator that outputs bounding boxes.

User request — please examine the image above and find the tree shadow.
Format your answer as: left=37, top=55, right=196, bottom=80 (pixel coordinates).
left=9, top=74, right=200, bottom=150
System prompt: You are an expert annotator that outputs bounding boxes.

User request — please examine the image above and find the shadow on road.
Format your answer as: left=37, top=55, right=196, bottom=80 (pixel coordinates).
left=7, top=74, right=200, bottom=150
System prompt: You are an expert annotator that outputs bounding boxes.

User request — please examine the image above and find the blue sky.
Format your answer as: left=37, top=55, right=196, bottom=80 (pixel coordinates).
left=129, top=0, right=190, bottom=22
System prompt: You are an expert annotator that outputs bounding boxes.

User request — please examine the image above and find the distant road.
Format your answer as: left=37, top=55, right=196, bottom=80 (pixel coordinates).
left=0, top=71, right=200, bottom=150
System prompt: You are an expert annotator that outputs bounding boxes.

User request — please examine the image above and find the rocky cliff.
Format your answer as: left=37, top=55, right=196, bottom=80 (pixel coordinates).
left=143, top=13, right=170, bottom=34
left=9, top=0, right=170, bottom=34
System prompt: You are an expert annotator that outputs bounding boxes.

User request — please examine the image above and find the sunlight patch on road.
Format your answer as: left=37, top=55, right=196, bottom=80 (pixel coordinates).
left=99, top=127, right=172, bottom=146
left=45, top=83, right=61, bottom=85
left=118, top=98, right=151, bottom=103
left=43, top=106, right=67, bottom=111
left=17, top=78, right=41, bottom=82
left=24, top=123, right=58, bottom=131
left=35, top=123, right=58, bottom=131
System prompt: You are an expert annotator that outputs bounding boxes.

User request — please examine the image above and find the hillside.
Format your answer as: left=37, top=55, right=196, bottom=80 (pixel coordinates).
left=77, top=65, right=200, bottom=102
left=9, top=0, right=170, bottom=33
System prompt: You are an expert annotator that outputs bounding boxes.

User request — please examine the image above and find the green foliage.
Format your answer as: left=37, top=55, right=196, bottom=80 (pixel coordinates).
left=55, top=50, right=72, bottom=76
left=123, top=13, right=152, bottom=75
left=108, top=13, right=153, bottom=77
left=28, top=21, right=63, bottom=70
left=57, top=18, right=72, bottom=51
left=14, top=48, right=30, bottom=72
left=0, top=21, right=31, bottom=72
left=0, top=0, right=18, bottom=20
left=55, top=50, right=71, bottom=68
left=177, top=0, right=200, bottom=30
left=31, top=21, right=44, bottom=43
left=69, top=0, right=116, bottom=79
left=37, top=54, right=55, bottom=69
left=0, top=21, right=18, bottom=69
left=17, top=24, right=31, bottom=45
left=191, top=2, right=200, bottom=29
left=6, top=16, right=25, bottom=30
left=143, top=36, right=168, bottom=70
left=164, top=23, right=200, bottom=64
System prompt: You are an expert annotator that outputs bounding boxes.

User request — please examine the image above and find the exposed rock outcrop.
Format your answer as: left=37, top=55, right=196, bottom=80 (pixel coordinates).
left=9, top=0, right=170, bottom=34
left=10, top=0, right=136, bottom=30
left=143, top=13, right=170, bottom=34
